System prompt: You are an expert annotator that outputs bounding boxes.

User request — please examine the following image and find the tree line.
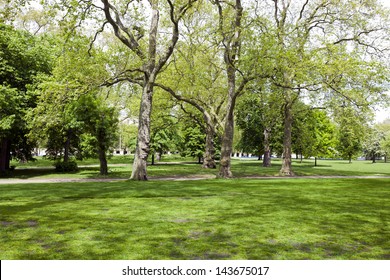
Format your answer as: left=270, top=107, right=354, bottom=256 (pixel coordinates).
left=0, top=0, right=389, bottom=179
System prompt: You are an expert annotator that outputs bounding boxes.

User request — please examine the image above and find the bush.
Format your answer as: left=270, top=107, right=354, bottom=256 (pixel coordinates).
left=54, top=161, right=78, bottom=172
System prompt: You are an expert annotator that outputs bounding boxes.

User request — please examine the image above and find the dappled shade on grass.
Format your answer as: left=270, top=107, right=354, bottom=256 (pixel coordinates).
left=0, top=178, right=389, bottom=259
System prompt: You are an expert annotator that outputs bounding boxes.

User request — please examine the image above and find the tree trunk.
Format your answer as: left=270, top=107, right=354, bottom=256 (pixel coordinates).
left=262, top=128, right=271, bottom=167
left=64, top=131, right=71, bottom=163
left=218, top=66, right=236, bottom=178
left=98, top=146, right=108, bottom=175
left=349, top=154, right=352, bottom=163
left=279, top=98, right=295, bottom=176
left=131, top=81, right=153, bottom=180
left=372, top=152, right=376, bottom=163
left=315, top=157, right=317, bottom=167
left=203, top=124, right=216, bottom=169
left=0, top=138, right=11, bottom=172
left=151, top=154, right=155, bottom=165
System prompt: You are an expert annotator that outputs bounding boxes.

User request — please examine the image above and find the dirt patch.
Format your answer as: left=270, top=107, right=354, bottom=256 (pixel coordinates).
left=1, top=221, right=14, bottom=227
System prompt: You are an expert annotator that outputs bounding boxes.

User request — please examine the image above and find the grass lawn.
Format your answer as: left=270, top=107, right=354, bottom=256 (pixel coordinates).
left=0, top=178, right=389, bottom=259
left=7, top=156, right=390, bottom=180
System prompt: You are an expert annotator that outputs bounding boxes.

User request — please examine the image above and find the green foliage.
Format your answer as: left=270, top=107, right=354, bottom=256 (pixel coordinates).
left=0, top=23, right=53, bottom=167
left=73, top=94, right=119, bottom=158
left=335, top=105, right=367, bottom=161
left=54, top=160, right=78, bottom=172
left=179, top=125, right=205, bottom=160
left=29, top=32, right=114, bottom=165
left=292, top=106, right=336, bottom=159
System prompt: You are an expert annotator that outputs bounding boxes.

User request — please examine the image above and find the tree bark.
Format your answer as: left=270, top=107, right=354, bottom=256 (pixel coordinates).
left=203, top=124, right=216, bottom=169
left=279, top=98, right=295, bottom=176
left=218, top=66, right=236, bottom=178
left=98, top=146, right=108, bottom=175
left=64, top=130, right=71, bottom=163
left=262, top=128, right=271, bottom=167
left=131, top=81, right=153, bottom=180
left=0, top=138, right=11, bottom=172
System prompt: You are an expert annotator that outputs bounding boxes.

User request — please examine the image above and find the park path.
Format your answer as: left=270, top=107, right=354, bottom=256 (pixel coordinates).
left=0, top=175, right=390, bottom=185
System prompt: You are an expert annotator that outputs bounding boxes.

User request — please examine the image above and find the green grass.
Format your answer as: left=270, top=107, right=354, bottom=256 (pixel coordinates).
left=1, top=178, right=389, bottom=259
left=7, top=157, right=390, bottom=180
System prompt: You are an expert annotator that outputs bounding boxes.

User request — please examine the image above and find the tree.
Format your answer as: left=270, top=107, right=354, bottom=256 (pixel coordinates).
left=236, top=84, right=283, bottom=167
left=29, top=33, right=110, bottom=170
left=73, top=94, right=119, bottom=175
left=92, top=0, right=199, bottom=180
left=292, top=107, right=336, bottom=165
left=363, top=120, right=390, bottom=163
left=213, top=0, right=254, bottom=178
left=377, top=119, right=390, bottom=163
left=149, top=90, right=181, bottom=164
left=179, top=124, right=205, bottom=164
left=0, top=23, right=52, bottom=173
left=259, top=0, right=390, bottom=176
left=155, top=4, right=227, bottom=169
left=335, top=105, right=367, bottom=163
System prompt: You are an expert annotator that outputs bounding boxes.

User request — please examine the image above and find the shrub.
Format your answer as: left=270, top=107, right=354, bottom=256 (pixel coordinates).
left=54, top=161, right=78, bottom=172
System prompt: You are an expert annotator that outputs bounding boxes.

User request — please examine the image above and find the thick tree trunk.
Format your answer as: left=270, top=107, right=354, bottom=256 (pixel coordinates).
left=131, top=82, right=153, bottom=180
left=218, top=67, right=236, bottom=178
left=372, top=152, right=376, bottom=163
left=262, top=128, right=271, bottom=167
left=98, top=146, right=108, bottom=175
left=203, top=125, right=216, bottom=169
left=279, top=99, right=295, bottom=176
left=0, top=138, right=11, bottom=172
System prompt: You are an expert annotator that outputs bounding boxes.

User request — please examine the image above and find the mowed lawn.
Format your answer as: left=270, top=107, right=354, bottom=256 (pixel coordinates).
left=7, top=157, right=390, bottom=179
left=0, top=178, right=389, bottom=260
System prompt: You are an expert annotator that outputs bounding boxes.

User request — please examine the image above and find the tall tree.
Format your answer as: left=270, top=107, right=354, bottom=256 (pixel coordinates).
left=29, top=33, right=109, bottom=168
left=335, top=104, right=367, bottom=163
left=213, top=0, right=252, bottom=178
left=91, top=0, right=198, bottom=180
left=259, top=0, right=390, bottom=175
left=0, top=24, right=52, bottom=173
left=155, top=4, right=227, bottom=169
left=74, top=94, right=119, bottom=175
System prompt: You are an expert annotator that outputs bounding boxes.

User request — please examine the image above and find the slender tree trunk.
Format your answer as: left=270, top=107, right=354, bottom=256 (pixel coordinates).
left=64, top=131, right=71, bottom=163
left=218, top=66, right=236, bottom=178
left=279, top=97, right=295, bottom=176
left=131, top=81, right=153, bottom=180
left=349, top=154, right=352, bottom=163
left=203, top=124, right=216, bottom=169
left=98, top=146, right=108, bottom=175
left=372, top=152, right=376, bottom=163
left=0, top=138, right=11, bottom=172
left=263, top=128, right=271, bottom=167
left=315, top=157, right=317, bottom=167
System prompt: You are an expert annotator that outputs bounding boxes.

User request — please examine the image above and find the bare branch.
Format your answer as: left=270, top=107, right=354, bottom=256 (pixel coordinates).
left=101, top=0, right=145, bottom=59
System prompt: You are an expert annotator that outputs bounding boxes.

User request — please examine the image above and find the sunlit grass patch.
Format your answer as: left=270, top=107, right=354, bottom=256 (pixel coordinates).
left=1, top=178, right=389, bottom=259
